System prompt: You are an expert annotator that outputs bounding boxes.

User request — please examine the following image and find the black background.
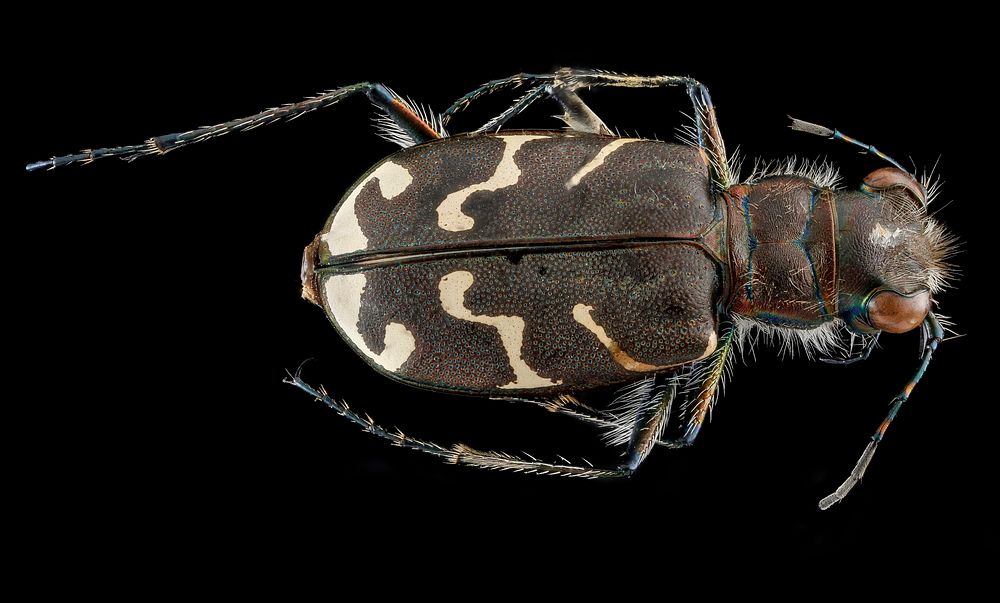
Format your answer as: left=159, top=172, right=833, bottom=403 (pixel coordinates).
left=19, top=14, right=993, bottom=566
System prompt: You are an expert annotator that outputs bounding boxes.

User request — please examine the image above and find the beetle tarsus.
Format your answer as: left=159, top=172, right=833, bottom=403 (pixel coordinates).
left=450, top=443, right=629, bottom=478
left=284, top=367, right=453, bottom=460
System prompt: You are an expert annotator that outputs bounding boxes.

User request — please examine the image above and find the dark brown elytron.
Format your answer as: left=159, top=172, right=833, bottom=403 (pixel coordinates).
left=301, top=133, right=723, bottom=394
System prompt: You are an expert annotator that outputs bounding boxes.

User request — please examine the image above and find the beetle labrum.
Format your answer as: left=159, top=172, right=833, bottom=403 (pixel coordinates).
left=27, top=69, right=955, bottom=508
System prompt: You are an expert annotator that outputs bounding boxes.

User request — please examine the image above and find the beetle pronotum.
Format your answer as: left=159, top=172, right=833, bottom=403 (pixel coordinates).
left=28, top=68, right=956, bottom=508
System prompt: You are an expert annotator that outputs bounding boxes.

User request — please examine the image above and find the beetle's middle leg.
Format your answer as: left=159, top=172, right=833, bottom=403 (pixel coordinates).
left=475, top=86, right=613, bottom=135
left=671, top=323, right=736, bottom=446
left=443, top=68, right=734, bottom=186
left=498, top=380, right=686, bottom=451
left=459, top=381, right=679, bottom=476
left=440, top=70, right=611, bottom=135
left=547, top=68, right=733, bottom=187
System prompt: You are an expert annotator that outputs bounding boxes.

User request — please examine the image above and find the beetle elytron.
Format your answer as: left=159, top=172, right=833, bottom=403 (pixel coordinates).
left=28, top=68, right=956, bottom=508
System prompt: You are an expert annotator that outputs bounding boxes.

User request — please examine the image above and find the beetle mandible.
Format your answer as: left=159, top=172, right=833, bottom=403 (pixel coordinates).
left=27, top=68, right=956, bottom=508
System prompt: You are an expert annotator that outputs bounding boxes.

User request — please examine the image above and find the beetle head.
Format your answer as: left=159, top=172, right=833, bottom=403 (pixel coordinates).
left=837, top=167, right=955, bottom=335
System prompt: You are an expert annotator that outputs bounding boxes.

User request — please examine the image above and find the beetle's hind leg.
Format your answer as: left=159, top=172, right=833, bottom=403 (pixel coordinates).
left=287, top=368, right=677, bottom=478
left=26, top=82, right=443, bottom=171
left=285, top=367, right=454, bottom=462
left=287, top=368, right=622, bottom=477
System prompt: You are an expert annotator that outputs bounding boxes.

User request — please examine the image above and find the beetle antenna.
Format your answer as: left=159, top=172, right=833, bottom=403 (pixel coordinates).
left=788, top=116, right=911, bottom=175
left=819, top=313, right=943, bottom=509
left=788, top=117, right=834, bottom=137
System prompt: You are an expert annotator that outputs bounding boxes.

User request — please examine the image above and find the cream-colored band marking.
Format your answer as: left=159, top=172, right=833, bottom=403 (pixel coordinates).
left=324, top=273, right=415, bottom=372
left=572, top=303, right=667, bottom=372
left=436, top=135, right=547, bottom=232
left=323, top=161, right=412, bottom=257
left=565, top=139, right=638, bottom=189
left=439, top=271, right=560, bottom=389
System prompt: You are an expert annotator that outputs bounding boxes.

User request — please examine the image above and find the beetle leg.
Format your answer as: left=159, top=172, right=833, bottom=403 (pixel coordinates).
left=550, top=68, right=733, bottom=188
left=441, top=69, right=623, bottom=133
left=285, top=368, right=609, bottom=476
left=672, top=323, right=736, bottom=447
left=494, top=379, right=678, bottom=473
left=471, top=84, right=550, bottom=133
left=619, top=381, right=677, bottom=470
left=441, top=70, right=616, bottom=135
left=495, top=394, right=621, bottom=430
left=442, top=68, right=734, bottom=186
left=286, top=366, right=630, bottom=477
left=26, top=82, right=443, bottom=171
left=367, top=84, right=447, bottom=147
left=442, top=72, right=555, bottom=126
left=549, top=88, right=612, bottom=135
left=285, top=367, right=454, bottom=461
left=456, top=382, right=677, bottom=477
left=472, top=85, right=611, bottom=135
left=498, top=386, right=687, bottom=451
left=819, top=333, right=879, bottom=365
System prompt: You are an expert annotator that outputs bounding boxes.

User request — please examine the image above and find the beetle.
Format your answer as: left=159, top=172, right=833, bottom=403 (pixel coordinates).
left=27, top=68, right=956, bottom=508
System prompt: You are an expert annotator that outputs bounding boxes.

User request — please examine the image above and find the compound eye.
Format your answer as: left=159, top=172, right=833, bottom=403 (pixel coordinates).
left=863, top=167, right=927, bottom=208
left=867, top=290, right=930, bottom=333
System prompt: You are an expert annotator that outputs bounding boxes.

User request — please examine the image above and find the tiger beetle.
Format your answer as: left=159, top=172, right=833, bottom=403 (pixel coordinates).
left=27, top=68, right=957, bottom=509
